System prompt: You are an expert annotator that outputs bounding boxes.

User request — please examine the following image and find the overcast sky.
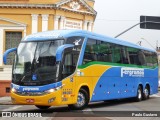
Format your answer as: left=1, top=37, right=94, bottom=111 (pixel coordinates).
left=93, top=0, right=160, bottom=50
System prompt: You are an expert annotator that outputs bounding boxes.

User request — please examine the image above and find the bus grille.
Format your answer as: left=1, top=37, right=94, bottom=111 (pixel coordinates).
left=15, top=91, right=48, bottom=96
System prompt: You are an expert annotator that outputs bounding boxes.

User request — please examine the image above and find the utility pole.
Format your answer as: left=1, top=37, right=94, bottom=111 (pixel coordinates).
left=156, top=40, right=158, bottom=50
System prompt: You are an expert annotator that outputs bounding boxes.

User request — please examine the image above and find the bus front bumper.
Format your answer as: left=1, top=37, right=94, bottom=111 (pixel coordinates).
left=10, top=91, right=62, bottom=106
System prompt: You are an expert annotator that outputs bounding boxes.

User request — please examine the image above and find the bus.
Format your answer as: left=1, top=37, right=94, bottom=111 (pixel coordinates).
left=3, top=30, right=158, bottom=110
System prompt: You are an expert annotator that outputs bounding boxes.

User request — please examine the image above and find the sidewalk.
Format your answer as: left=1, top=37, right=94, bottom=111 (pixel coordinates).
left=0, top=96, right=12, bottom=105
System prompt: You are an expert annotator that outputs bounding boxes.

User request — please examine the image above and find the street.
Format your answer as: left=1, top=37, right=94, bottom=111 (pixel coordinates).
left=0, top=92, right=160, bottom=120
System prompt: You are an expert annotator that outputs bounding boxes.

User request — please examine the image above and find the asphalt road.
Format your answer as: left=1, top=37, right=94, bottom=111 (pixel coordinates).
left=0, top=92, right=160, bottom=120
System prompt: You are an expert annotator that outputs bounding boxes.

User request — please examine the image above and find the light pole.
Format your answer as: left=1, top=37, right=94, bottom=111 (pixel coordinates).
left=136, top=41, right=142, bottom=46
left=115, top=21, right=160, bottom=38
left=141, top=38, right=155, bottom=50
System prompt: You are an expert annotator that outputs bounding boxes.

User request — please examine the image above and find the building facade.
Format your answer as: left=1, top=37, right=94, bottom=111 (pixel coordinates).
left=0, top=0, right=96, bottom=96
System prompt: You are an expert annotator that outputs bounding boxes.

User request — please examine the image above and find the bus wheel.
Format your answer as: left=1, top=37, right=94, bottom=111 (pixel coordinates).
left=143, top=86, right=150, bottom=100
left=68, top=89, right=89, bottom=110
left=35, top=105, right=50, bottom=109
left=135, top=86, right=143, bottom=102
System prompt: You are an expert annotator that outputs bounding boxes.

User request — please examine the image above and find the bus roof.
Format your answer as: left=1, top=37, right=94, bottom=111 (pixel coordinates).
left=23, top=29, right=156, bottom=52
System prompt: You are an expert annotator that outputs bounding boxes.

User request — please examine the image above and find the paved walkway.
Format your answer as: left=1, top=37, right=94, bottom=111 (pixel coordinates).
left=0, top=96, right=12, bottom=105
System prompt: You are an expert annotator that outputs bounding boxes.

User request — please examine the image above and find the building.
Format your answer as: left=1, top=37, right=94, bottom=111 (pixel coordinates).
left=0, top=0, right=96, bottom=97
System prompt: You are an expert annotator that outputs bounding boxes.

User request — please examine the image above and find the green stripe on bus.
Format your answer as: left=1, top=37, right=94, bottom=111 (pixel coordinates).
left=78, top=61, right=157, bottom=69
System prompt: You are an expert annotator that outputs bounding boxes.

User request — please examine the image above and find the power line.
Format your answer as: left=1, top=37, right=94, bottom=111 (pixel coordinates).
left=95, top=18, right=138, bottom=22
left=141, top=38, right=156, bottom=50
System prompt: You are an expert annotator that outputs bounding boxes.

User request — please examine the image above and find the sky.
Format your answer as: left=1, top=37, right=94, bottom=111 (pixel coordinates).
left=93, top=0, right=160, bottom=50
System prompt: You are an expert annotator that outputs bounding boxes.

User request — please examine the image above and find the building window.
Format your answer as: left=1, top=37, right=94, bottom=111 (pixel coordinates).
left=5, top=31, right=22, bottom=65
left=6, top=87, right=10, bottom=93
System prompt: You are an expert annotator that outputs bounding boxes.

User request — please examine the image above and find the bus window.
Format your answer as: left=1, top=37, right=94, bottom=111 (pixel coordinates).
left=34, top=41, right=61, bottom=81
left=66, top=36, right=84, bottom=46
left=112, top=45, right=122, bottom=63
left=121, top=47, right=130, bottom=64
left=127, top=47, right=140, bottom=65
left=144, top=51, right=153, bottom=67
left=62, top=48, right=80, bottom=79
left=152, top=53, right=158, bottom=67
left=138, top=50, right=146, bottom=66
left=96, top=42, right=112, bottom=62
left=83, top=39, right=114, bottom=64
left=83, top=39, right=97, bottom=64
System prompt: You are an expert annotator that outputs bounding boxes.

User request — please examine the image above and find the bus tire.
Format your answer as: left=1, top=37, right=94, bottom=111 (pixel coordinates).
left=68, top=88, right=89, bottom=110
left=135, top=86, right=143, bottom=102
left=35, top=105, right=50, bottom=109
left=143, top=85, right=150, bottom=100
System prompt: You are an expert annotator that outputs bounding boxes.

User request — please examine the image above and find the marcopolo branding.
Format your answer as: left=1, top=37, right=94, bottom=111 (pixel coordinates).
left=121, top=67, right=144, bottom=77
left=23, top=87, right=39, bottom=91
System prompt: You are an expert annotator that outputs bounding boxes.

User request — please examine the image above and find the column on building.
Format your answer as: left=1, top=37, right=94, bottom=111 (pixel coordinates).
left=83, top=20, right=88, bottom=30
left=31, top=14, right=38, bottom=34
left=23, top=27, right=27, bottom=37
left=88, top=21, right=93, bottom=31
left=42, top=14, right=49, bottom=32
left=54, top=15, right=60, bottom=30
left=60, top=16, right=66, bottom=29
left=0, top=28, right=3, bottom=66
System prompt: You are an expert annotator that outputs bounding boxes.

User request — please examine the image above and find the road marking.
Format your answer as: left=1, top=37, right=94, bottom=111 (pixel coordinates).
left=83, top=108, right=92, bottom=111
left=2, top=106, right=23, bottom=111
left=83, top=108, right=94, bottom=115
left=150, top=94, right=160, bottom=98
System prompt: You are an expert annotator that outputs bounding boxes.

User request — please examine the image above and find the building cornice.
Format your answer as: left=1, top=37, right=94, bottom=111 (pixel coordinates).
left=0, top=3, right=56, bottom=9
left=0, top=3, right=96, bottom=16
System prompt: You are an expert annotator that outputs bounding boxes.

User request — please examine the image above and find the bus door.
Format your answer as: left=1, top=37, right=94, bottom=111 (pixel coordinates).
left=60, top=47, right=79, bottom=104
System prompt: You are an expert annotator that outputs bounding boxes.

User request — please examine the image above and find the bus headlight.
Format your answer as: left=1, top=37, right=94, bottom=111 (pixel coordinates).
left=46, top=88, right=56, bottom=93
left=45, top=84, right=65, bottom=93
left=11, top=88, right=17, bottom=93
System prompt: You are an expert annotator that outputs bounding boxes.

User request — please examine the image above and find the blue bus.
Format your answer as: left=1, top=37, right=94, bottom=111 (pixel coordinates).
left=3, top=30, right=158, bottom=110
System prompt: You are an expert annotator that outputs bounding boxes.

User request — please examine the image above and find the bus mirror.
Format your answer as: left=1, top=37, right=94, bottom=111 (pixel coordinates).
left=3, top=48, right=17, bottom=65
left=56, top=44, right=74, bottom=62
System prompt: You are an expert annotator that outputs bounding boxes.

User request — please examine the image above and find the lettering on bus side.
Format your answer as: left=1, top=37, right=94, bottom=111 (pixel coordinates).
left=121, top=67, right=144, bottom=77
left=23, top=88, right=39, bottom=91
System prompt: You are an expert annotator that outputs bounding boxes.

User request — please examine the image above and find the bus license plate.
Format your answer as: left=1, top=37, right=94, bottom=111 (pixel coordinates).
left=26, top=99, right=34, bottom=103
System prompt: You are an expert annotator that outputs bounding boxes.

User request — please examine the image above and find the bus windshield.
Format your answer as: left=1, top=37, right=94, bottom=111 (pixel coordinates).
left=12, top=40, right=64, bottom=86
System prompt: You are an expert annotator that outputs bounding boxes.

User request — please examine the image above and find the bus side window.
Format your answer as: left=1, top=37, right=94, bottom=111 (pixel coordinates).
left=152, top=53, right=158, bottom=67
left=144, top=51, right=153, bottom=67
left=112, top=45, right=123, bottom=63
left=83, top=39, right=97, bottom=64
left=121, top=47, right=130, bottom=64
left=138, top=51, right=146, bottom=66
left=127, top=47, right=141, bottom=65
left=96, top=42, right=112, bottom=62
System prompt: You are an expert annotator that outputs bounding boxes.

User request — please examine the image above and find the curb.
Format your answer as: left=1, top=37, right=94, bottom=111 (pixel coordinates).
left=0, top=101, right=12, bottom=105
left=0, top=102, right=13, bottom=105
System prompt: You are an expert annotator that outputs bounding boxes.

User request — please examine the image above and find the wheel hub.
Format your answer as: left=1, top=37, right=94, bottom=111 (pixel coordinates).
left=144, top=88, right=149, bottom=96
left=138, top=89, right=142, bottom=99
left=77, top=92, right=85, bottom=107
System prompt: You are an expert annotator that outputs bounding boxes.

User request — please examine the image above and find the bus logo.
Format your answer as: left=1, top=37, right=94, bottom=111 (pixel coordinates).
left=121, top=68, right=144, bottom=77
left=73, top=39, right=81, bottom=45
left=23, top=87, right=39, bottom=91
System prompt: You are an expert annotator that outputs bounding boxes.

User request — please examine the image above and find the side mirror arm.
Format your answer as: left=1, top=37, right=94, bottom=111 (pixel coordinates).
left=3, top=48, right=17, bottom=65
left=56, top=44, right=74, bottom=62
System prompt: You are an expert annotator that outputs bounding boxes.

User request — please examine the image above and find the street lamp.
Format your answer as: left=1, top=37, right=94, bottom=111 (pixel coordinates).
left=141, top=38, right=155, bottom=50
